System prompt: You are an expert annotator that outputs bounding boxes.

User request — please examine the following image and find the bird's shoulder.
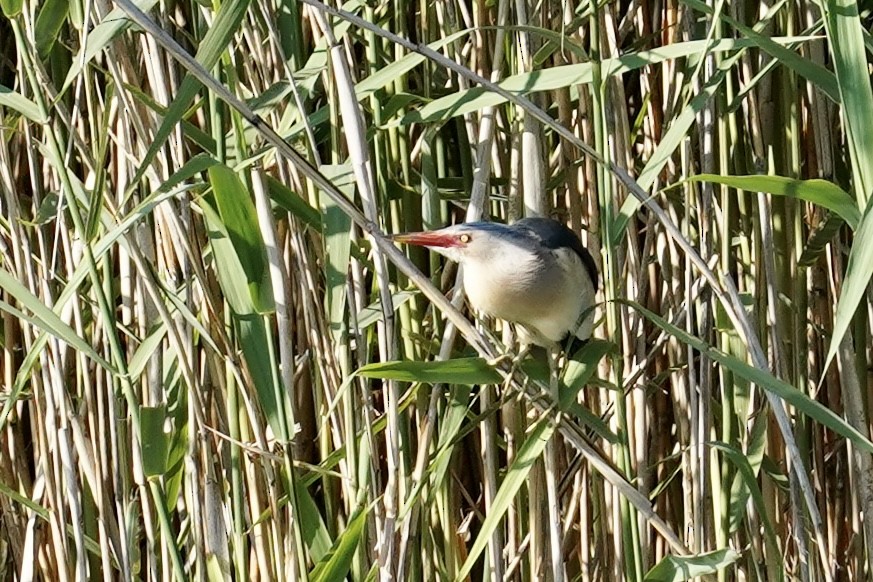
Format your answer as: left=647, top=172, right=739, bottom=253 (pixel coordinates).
left=514, top=217, right=599, bottom=290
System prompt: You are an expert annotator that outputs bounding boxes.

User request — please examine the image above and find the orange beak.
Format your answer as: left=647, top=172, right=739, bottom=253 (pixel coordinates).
left=390, top=231, right=459, bottom=248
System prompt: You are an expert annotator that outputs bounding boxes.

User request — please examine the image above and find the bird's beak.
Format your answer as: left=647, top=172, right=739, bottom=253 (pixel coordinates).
left=390, top=231, right=457, bottom=248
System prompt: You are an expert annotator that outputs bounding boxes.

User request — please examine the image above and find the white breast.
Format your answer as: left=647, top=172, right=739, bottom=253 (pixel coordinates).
left=461, top=245, right=595, bottom=346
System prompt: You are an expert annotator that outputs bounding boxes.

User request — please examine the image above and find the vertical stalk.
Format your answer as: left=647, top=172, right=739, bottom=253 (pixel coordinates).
left=589, top=6, right=643, bottom=581
left=12, top=17, right=187, bottom=580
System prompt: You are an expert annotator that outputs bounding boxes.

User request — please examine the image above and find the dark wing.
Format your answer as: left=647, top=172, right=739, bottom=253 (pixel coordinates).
left=515, top=217, right=599, bottom=290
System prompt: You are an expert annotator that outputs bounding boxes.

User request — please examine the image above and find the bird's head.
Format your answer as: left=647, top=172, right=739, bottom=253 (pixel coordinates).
left=390, top=223, right=500, bottom=264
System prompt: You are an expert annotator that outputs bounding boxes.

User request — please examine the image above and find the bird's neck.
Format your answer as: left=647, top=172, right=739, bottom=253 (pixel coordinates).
left=461, top=246, right=540, bottom=315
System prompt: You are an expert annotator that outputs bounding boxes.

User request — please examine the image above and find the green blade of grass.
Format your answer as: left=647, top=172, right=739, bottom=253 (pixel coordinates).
left=201, top=199, right=254, bottom=315
left=821, top=0, right=873, bottom=204
left=310, top=506, right=369, bottom=582
left=409, top=384, right=472, bottom=520
left=126, top=0, right=251, bottom=190
left=819, top=0, right=873, bottom=383
left=799, top=213, right=845, bottom=267
left=356, top=358, right=502, bottom=385
left=713, top=439, right=782, bottom=582
left=824, top=198, right=873, bottom=378
left=625, top=299, right=873, bottom=454
left=235, top=314, right=288, bottom=441
left=34, top=0, right=69, bottom=59
left=0, top=269, right=115, bottom=373
left=0, top=84, right=45, bottom=123
left=297, top=483, right=334, bottom=564
left=208, top=164, right=274, bottom=314
left=141, top=405, right=170, bottom=477
left=455, top=417, right=555, bottom=582
left=613, top=54, right=738, bottom=243
left=681, top=0, right=839, bottom=101
left=60, top=0, right=160, bottom=93
left=645, top=548, right=740, bottom=581
left=688, top=174, right=860, bottom=229
left=320, top=164, right=354, bottom=345
left=356, top=290, right=417, bottom=329
left=401, top=37, right=819, bottom=125
left=0, top=0, right=22, bottom=17
left=265, top=176, right=322, bottom=231
left=561, top=340, right=618, bottom=443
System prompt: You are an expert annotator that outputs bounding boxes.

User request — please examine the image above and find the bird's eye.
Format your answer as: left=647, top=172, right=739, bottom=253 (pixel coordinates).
left=459, top=233, right=471, bottom=243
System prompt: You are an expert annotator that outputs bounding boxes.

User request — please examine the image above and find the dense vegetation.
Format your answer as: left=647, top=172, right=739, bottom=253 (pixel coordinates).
left=2, top=0, right=873, bottom=579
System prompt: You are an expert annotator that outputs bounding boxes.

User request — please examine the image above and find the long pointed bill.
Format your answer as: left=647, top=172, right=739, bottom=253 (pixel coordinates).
left=390, top=231, right=458, bottom=248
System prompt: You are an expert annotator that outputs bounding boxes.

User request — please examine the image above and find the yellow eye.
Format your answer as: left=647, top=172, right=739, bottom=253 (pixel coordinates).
left=459, top=233, right=471, bottom=243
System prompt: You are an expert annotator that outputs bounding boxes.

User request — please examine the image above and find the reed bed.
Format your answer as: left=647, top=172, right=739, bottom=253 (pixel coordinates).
left=1, top=0, right=872, bottom=579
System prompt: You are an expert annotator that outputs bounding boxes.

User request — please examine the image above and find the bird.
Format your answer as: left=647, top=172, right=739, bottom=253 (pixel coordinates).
left=391, top=217, right=598, bottom=352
